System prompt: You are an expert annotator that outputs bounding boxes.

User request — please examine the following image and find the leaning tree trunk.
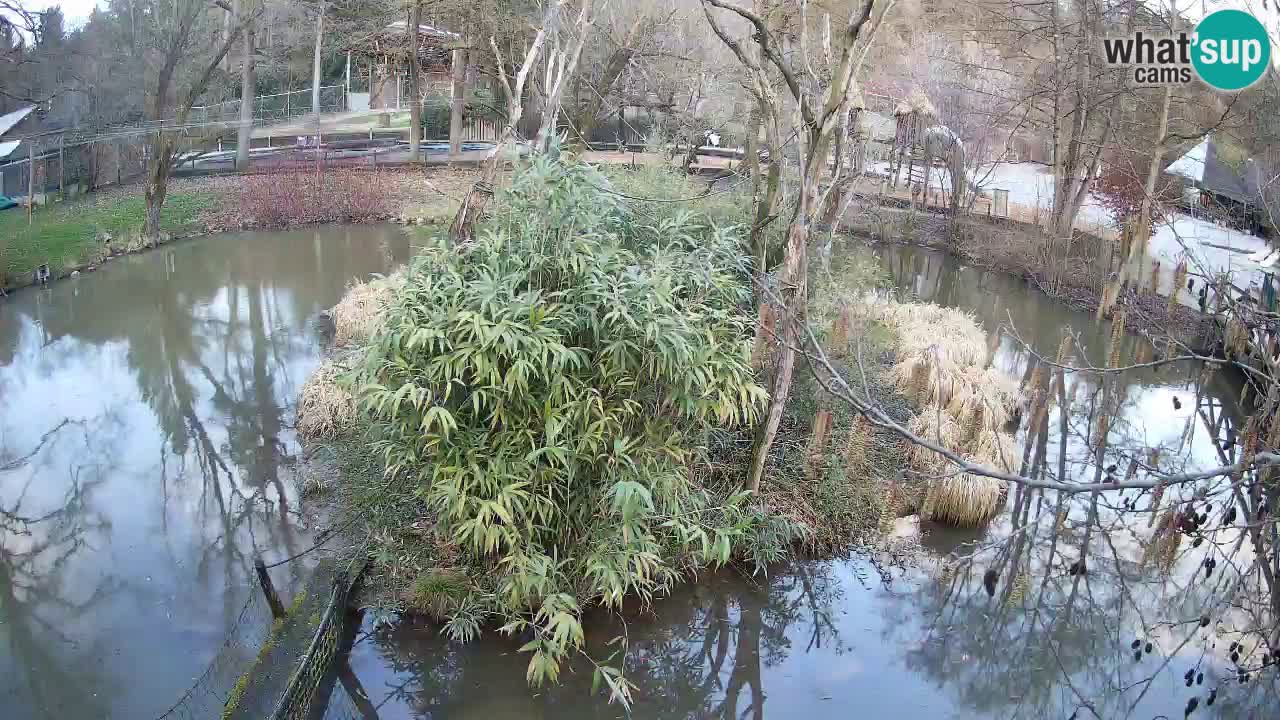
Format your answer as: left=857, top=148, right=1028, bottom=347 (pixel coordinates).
left=747, top=219, right=808, bottom=492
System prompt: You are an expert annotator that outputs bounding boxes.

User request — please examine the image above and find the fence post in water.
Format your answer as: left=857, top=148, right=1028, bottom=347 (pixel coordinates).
left=255, top=555, right=287, bottom=619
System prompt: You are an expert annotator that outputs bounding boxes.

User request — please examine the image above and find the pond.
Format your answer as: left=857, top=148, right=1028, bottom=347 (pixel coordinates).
left=0, top=225, right=413, bottom=719
left=1, top=229, right=1269, bottom=719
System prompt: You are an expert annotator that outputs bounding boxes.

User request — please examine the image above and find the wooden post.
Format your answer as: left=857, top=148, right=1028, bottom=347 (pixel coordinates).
left=254, top=555, right=287, bottom=619
left=58, top=136, right=65, bottom=202
left=27, top=141, right=35, bottom=225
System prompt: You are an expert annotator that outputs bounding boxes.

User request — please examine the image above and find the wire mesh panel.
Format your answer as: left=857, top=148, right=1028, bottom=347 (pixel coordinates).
left=270, top=569, right=360, bottom=720
left=152, top=587, right=277, bottom=720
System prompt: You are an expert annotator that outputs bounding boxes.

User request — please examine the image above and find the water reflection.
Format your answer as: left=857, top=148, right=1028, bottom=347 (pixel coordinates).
left=0, top=226, right=412, bottom=719
left=348, top=561, right=932, bottom=720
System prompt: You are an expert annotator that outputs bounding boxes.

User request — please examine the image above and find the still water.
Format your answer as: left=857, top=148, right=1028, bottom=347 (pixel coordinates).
left=0, top=230, right=1268, bottom=719
left=0, top=225, right=413, bottom=719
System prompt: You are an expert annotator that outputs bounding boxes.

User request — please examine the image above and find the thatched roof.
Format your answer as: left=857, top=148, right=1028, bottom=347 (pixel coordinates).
left=893, top=87, right=937, bottom=118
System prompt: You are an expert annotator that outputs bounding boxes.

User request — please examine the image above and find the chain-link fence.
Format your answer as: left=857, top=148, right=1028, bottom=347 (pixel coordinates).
left=269, top=565, right=363, bottom=720
left=190, top=86, right=348, bottom=126
left=153, top=587, right=278, bottom=720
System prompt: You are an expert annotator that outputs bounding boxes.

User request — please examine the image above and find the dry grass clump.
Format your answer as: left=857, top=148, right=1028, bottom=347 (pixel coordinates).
left=891, top=349, right=967, bottom=406
left=947, top=366, right=1020, bottom=439
left=876, top=299, right=1022, bottom=528
left=878, top=302, right=988, bottom=368
left=906, top=408, right=961, bottom=472
left=297, top=360, right=357, bottom=440
left=923, top=469, right=1006, bottom=527
left=329, top=271, right=404, bottom=347
left=972, top=429, right=1019, bottom=472
left=894, top=86, right=938, bottom=118
left=907, top=409, right=1009, bottom=526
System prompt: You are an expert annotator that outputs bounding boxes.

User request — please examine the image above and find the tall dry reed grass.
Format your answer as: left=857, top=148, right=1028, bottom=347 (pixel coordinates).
left=875, top=299, right=1022, bottom=527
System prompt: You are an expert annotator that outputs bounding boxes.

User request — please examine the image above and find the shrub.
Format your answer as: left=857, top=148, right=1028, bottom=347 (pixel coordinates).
left=352, top=156, right=781, bottom=701
left=236, top=170, right=391, bottom=227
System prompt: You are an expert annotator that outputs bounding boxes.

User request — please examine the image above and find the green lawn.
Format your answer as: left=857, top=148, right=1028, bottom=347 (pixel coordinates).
left=0, top=190, right=219, bottom=286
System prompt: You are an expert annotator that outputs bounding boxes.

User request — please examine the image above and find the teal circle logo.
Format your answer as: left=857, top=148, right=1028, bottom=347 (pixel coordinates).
left=1192, top=10, right=1270, bottom=91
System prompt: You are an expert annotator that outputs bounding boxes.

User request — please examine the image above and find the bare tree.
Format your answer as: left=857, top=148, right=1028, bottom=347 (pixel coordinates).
left=141, top=0, right=262, bottom=238
left=703, top=0, right=895, bottom=492
left=448, top=0, right=598, bottom=244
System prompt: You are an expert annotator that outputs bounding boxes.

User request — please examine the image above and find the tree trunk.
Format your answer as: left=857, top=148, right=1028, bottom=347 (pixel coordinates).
left=235, top=12, right=256, bottom=171
left=570, top=46, right=634, bottom=147
left=311, top=3, right=325, bottom=120
left=1100, top=84, right=1171, bottom=318
left=407, top=1, right=422, bottom=162
left=448, top=46, right=467, bottom=159
left=747, top=220, right=808, bottom=492
left=449, top=131, right=508, bottom=244
left=143, top=138, right=172, bottom=239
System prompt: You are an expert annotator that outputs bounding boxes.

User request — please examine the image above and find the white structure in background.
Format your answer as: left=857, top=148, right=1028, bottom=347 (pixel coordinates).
left=0, top=105, right=36, bottom=162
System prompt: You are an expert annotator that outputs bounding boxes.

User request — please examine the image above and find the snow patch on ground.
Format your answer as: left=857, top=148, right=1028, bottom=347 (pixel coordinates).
left=865, top=160, right=1277, bottom=292
left=1150, top=214, right=1271, bottom=287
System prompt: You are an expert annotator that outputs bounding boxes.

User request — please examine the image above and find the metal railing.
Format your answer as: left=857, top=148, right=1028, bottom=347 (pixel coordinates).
left=190, top=85, right=348, bottom=126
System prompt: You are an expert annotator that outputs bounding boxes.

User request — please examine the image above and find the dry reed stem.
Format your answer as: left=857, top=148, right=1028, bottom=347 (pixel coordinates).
left=751, top=304, right=776, bottom=369
left=297, top=360, right=358, bottom=440
left=844, top=416, right=872, bottom=473
left=1169, top=260, right=1188, bottom=316
left=330, top=271, right=404, bottom=347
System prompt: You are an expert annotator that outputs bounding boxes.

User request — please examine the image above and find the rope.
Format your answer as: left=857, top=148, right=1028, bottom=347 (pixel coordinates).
left=262, top=515, right=361, bottom=569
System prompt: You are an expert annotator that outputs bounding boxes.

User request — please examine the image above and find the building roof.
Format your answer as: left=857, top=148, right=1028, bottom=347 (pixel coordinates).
left=1165, top=134, right=1260, bottom=205
left=0, top=105, right=36, bottom=139
left=0, top=139, right=20, bottom=160
left=384, top=21, right=458, bottom=39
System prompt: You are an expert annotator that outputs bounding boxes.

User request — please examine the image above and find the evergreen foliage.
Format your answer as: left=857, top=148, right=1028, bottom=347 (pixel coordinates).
left=353, top=157, right=789, bottom=701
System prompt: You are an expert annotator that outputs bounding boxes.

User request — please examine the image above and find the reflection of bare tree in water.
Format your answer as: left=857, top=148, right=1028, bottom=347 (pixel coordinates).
left=359, top=563, right=849, bottom=718
left=0, top=440, right=115, bottom=719
left=122, top=251, right=310, bottom=610
left=860, top=242, right=1280, bottom=718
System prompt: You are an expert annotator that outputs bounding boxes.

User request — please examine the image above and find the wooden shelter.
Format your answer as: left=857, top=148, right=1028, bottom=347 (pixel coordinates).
left=345, top=22, right=457, bottom=111
left=888, top=87, right=937, bottom=193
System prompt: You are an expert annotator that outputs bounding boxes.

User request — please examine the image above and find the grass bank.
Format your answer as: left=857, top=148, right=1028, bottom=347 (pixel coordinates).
left=0, top=168, right=478, bottom=294
left=0, top=190, right=220, bottom=286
